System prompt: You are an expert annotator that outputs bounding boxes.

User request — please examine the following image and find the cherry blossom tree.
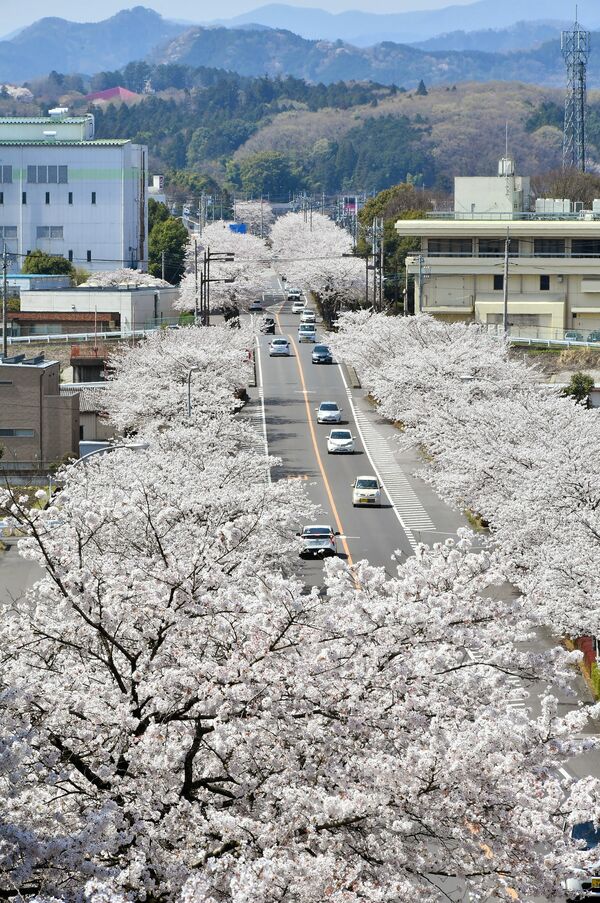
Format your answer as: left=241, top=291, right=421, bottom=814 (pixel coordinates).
left=234, top=199, right=275, bottom=237
left=271, top=213, right=364, bottom=316
left=102, top=324, right=253, bottom=434
left=176, top=223, right=272, bottom=314
left=330, top=311, right=600, bottom=638
left=82, top=269, right=170, bottom=288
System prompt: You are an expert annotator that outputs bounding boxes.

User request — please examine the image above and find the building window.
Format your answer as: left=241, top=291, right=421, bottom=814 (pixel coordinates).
left=68, top=250, right=73, bottom=262
left=27, top=165, right=69, bottom=184
left=534, top=238, right=565, bottom=257
left=45, top=191, right=50, bottom=205
left=36, top=226, right=63, bottom=240
left=0, top=165, right=12, bottom=183
left=0, top=193, right=4, bottom=205
left=87, top=250, right=92, bottom=262
left=0, top=429, right=35, bottom=437
left=572, top=239, right=600, bottom=257
left=0, top=380, right=13, bottom=385
left=540, top=275, right=550, bottom=291
left=0, top=227, right=17, bottom=240
left=68, top=192, right=73, bottom=205
left=428, top=238, right=473, bottom=257
left=91, top=191, right=96, bottom=204
left=493, top=274, right=504, bottom=291
left=22, top=192, right=26, bottom=205
left=478, top=238, right=518, bottom=257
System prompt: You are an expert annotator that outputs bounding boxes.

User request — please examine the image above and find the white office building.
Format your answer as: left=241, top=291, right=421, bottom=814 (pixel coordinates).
left=0, top=109, right=148, bottom=273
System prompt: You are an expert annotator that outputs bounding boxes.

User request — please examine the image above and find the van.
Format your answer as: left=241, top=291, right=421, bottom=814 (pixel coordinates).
left=298, top=323, right=317, bottom=343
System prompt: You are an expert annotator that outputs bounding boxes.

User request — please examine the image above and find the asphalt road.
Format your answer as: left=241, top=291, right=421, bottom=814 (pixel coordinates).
left=256, top=295, right=468, bottom=582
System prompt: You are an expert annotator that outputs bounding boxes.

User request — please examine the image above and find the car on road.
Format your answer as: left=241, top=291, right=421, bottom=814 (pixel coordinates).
left=564, top=330, right=584, bottom=342
left=287, top=287, right=302, bottom=300
left=248, top=300, right=264, bottom=312
left=291, top=299, right=306, bottom=314
left=298, top=323, right=317, bottom=343
left=351, top=475, right=382, bottom=507
left=300, top=310, right=317, bottom=324
left=316, top=401, right=342, bottom=423
left=565, top=821, right=600, bottom=899
left=312, top=344, right=333, bottom=364
left=260, top=316, right=276, bottom=335
left=588, top=330, right=600, bottom=343
left=298, top=524, right=340, bottom=558
left=327, top=429, right=355, bottom=454
left=269, top=337, right=291, bottom=357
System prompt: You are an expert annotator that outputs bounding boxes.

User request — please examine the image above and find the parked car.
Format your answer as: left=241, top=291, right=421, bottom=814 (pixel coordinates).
left=564, top=330, right=584, bottom=342
left=298, top=324, right=317, bottom=343
left=300, top=310, right=317, bottom=324
left=312, top=344, right=333, bottom=364
left=316, top=401, right=342, bottom=424
left=588, top=330, right=600, bottom=343
left=292, top=299, right=306, bottom=314
left=269, top=337, right=291, bottom=357
left=564, top=821, right=600, bottom=900
left=351, top=475, right=382, bottom=507
left=327, top=429, right=355, bottom=454
left=297, top=524, right=339, bottom=558
left=260, top=317, right=276, bottom=335
left=248, top=300, right=264, bottom=312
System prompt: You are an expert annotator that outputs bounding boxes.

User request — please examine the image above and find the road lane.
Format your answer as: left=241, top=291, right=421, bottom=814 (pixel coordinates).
left=258, top=298, right=415, bottom=573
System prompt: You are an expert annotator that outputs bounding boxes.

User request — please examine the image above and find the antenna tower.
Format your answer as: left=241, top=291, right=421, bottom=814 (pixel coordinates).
left=561, top=10, right=591, bottom=171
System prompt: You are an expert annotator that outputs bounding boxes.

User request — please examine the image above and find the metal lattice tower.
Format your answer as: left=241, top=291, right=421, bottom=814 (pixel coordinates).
left=561, top=12, right=591, bottom=171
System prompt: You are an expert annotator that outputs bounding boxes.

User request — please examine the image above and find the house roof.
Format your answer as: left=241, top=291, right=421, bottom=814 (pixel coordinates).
left=85, top=86, right=140, bottom=102
left=60, top=385, right=108, bottom=413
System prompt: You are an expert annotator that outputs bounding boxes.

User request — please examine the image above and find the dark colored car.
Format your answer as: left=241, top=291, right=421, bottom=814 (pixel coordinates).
left=260, top=317, right=276, bottom=335
left=588, top=330, right=600, bottom=343
left=312, top=344, right=333, bottom=364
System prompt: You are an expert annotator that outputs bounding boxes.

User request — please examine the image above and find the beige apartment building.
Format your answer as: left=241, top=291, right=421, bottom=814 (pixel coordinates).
left=398, top=159, right=600, bottom=339
left=0, top=354, right=79, bottom=472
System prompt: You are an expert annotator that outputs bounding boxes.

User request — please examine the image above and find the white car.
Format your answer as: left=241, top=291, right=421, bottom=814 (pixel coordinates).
left=327, top=429, right=355, bottom=454
left=287, top=287, right=302, bottom=299
left=298, top=524, right=339, bottom=558
left=351, top=475, right=382, bottom=507
left=316, top=401, right=342, bottom=424
left=269, top=337, right=291, bottom=357
left=298, top=324, right=317, bottom=343
left=300, top=310, right=316, bottom=324
left=291, top=299, right=306, bottom=314
left=565, top=821, right=600, bottom=899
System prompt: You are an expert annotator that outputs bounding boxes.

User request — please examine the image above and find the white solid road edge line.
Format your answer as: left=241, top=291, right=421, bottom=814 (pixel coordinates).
left=254, top=338, right=272, bottom=485
left=337, top=361, right=418, bottom=551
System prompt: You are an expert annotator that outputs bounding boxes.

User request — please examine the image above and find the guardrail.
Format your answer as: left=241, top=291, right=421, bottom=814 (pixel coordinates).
left=2, top=327, right=161, bottom=346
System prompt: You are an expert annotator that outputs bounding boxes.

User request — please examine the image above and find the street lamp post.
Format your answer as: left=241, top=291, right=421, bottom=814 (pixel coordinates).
left=76, top=442, right=151, bottom=465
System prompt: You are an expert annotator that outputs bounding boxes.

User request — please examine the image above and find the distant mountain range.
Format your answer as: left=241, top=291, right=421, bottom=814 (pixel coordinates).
left=0, top=7, right=185, bottom=82
left=211, top=1, right=600, bottom=46
left=153, top=24, right=600, bottom=89
left=2, top=4, right=600, bottom=88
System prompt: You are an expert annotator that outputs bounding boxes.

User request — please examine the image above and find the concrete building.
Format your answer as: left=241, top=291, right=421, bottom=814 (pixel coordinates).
left=19, top=283, right=179, bottom=333
left=398, top=158, right=600, bottom=339
left=0, top=109, right=147, bottom=273
left=0, top=353, right=79, bottom=472
left=60, top=383, right=112, bottom=442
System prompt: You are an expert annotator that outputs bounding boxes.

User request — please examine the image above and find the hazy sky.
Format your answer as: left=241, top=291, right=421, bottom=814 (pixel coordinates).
left=4, top=0, right=476, bottom=33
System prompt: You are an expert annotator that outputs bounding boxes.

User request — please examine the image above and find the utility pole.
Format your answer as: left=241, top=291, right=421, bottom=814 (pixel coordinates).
left=417, top=254, right=424, bottom=314
left=379, top=217, right=384, bottom=311
left=194, top=240, right=199, bottom=323
left=503, top=227, right=510, bottom=336
left=161, top=250, right=165, bottom=282
left=2, top=242, right=8, bottom=359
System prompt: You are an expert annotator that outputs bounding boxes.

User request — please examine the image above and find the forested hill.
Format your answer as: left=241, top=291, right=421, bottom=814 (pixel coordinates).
left=151, top=24, right=600, bottom=89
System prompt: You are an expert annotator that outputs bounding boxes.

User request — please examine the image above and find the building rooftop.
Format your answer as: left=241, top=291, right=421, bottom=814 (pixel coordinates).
left=0, top=353, right=55, bottom=368
left=85, top=86, right=140, bottom=103
left=0, top=139, right=131, bottom=147
left=0, top=116, right=92, bottom=125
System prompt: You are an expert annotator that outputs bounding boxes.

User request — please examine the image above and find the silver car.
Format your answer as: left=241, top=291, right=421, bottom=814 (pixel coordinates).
left=269, top=337, right=291, bottom=357
left=298, top=524, right=339, bottom=557
left=316, top=401, right=342, bottom=424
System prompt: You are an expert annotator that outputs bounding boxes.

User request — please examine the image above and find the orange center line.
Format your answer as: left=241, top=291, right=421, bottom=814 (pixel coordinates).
left=274, top=309, right=354, bottom=566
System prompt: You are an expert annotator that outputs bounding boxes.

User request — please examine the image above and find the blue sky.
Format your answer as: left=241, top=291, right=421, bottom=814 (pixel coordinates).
left=5, top=0, right=476, bottom=33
